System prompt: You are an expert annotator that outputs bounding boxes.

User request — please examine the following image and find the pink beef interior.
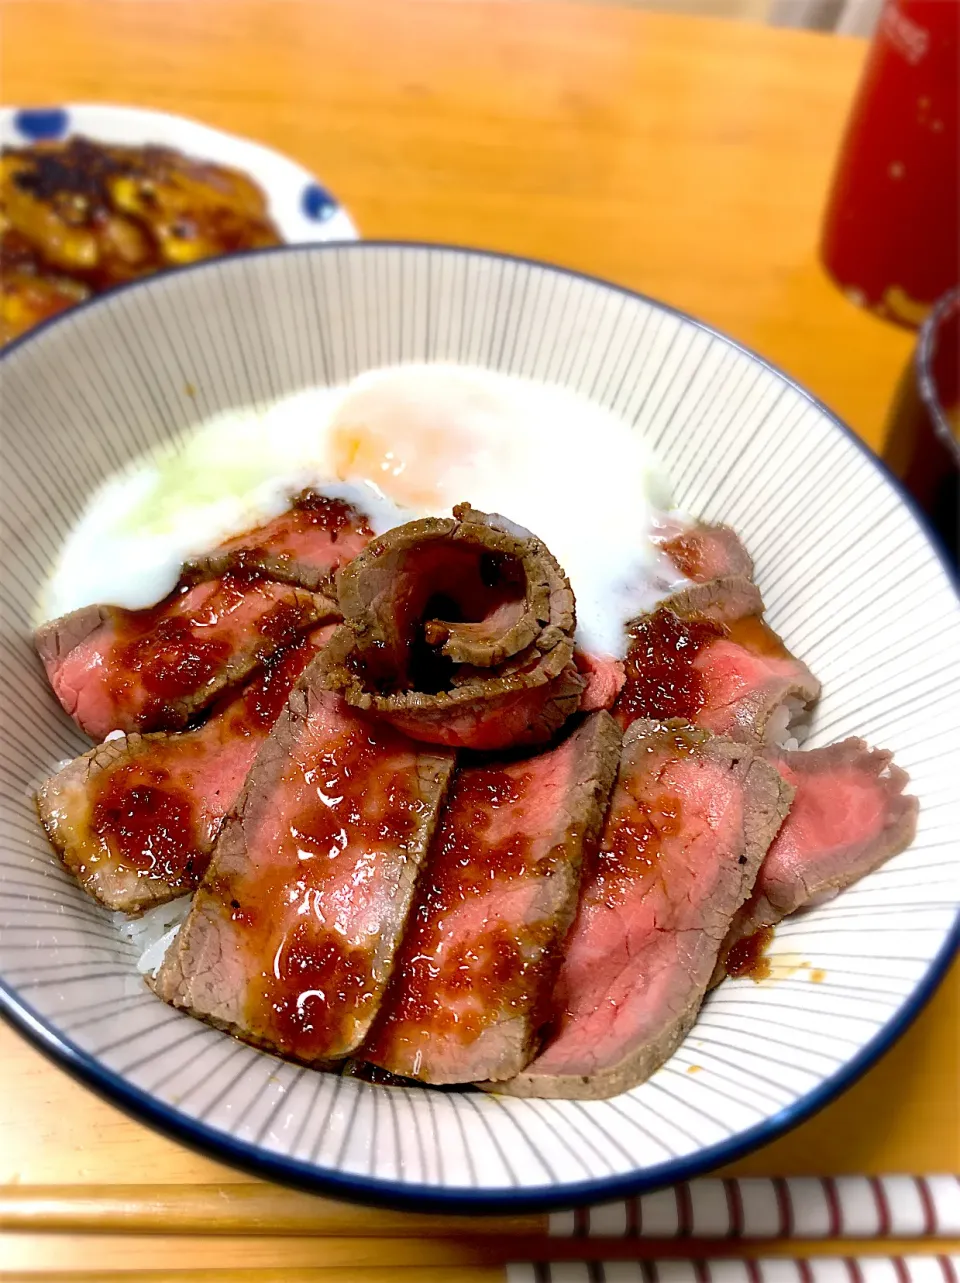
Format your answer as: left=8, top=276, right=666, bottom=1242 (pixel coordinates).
left=723, top=739, right=919, bottom=950
left=364, top=712, right=618, bottom=1083
left=353, top=540, right=527, bottom=687
left=495, top=721, right=791, bottom=1099
left=695, top=630, right=816, bottom=739
left=211, top=493, right=372, bottom=582
left=575, top=650, right=626, bottom=712
left=657, top=522, right=754, bottom=584
left=38, top=576, right=331, bottom=739
left=616, top=610, right=819, bottom=744
left=535, top=746, right=748, bottom=1078
left=155, top=688, right=454, bottom=1062
left=424, top=596, right=528, bottom=659
left=36, top=626, right=335, bottom=913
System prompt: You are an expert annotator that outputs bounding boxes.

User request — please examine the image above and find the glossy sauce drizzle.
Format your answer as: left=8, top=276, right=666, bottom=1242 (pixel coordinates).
left=592, top=786, right=684, bottom=908
left=366, top=761, right=552, bottom=1062
left=614, top=608, right=789, bottom=728
left=291, top=492, right=374, bottom=540
left=88, top=634, right=323, bottom=889
left=216, top=493, right=373, bottom=573
left=224, top=708, right=427, bottom=1062
left=724, top=925, right=774, bottom=981
left=107, top=574, right=318, bottom=723
left=91, top=759, right=202, bottom=887
left=615, top=609, right=723, bottom=726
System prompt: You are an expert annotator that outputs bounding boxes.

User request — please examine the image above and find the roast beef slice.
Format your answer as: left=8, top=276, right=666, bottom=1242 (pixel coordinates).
left=182, top=491, right=372, bottom=592
left=362, top=710, right=622, bottom=1084
left=494, top=718, right=792, bottom=1100
left=713, top=738, right=918, bottom=981
left=657, top=521, right=754, bottom=585
left=154, top=686, right=455, bottom=1064
left=615, top=606, right=820, bottom=745
left=36, top=629, right=332, bottom=914
left=36, top=576, right=337, bottom=739
left=321, top=621, right=585, bottom=751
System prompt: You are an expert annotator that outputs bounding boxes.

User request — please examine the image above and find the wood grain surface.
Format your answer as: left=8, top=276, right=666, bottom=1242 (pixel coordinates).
left=0, top=1, right=955, bottom=1277
left=2, top=0, right=916, bottom=448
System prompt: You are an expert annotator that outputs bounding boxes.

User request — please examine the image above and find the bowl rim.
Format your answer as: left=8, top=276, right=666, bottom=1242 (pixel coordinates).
left=1, top=239, right=958, bottom=1214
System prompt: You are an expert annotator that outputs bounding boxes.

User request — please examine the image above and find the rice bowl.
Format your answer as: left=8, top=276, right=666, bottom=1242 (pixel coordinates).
left=1, top=242, right=957, bottom=1209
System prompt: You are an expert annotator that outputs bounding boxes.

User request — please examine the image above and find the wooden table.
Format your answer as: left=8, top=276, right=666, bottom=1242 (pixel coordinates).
left=2, top=2, right=957, bottom=1278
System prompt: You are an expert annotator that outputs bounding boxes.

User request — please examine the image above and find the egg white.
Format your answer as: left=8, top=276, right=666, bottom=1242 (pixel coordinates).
left=38, top=364, right=687, bottom=658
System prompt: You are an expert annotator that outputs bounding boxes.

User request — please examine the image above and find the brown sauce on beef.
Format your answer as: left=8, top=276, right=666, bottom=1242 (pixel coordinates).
left=87, top=636, right=320, bottom=890
left=366, top=763, right=551, bottom=1052
left=723, top=614, right=789, bottom=660
left=615, top=609, right=723, bottom=725
left=592, top=789, right=684, bottom=908
left=229, top=636, right=316, bottom=732
left=294, top=492, right=373, bottom=539
left=222, top=493, right=373, bottom=565
left=614, top=608, right=789, bottom=728
left=91, top=761, right=201, bottom=887
left=224, top=717, right=424, bottom=1061
left=660, top=532, right=707, bottom=580
left=724, top=925, right=774, bottom=980
left=113, top=610, right=231, bottom=704
left=108, top=574, right=315, bottom=721
left=253, top=595, right=318, bottom=649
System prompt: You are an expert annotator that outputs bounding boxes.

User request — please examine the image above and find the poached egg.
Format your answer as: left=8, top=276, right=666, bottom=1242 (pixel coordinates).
left=38, top=364, right=686, bottom=658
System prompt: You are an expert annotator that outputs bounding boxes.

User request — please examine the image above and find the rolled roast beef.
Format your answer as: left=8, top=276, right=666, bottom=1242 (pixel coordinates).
left=319, top=504, right=584, bottom=750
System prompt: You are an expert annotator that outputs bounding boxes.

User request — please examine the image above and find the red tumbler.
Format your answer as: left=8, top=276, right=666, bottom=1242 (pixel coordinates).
left=821, top=0, right=959, bottom=329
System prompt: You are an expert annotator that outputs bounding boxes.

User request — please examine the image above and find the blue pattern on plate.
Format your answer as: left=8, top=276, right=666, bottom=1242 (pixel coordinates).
left=13, top=108, right=70, bottom=140
left=301, top=182, right=339, bottom=222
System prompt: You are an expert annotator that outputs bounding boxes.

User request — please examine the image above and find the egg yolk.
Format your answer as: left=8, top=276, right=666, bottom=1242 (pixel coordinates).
left=329, top=417, right=465, bottom=510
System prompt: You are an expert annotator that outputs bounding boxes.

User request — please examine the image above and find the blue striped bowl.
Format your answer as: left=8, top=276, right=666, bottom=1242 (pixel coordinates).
left=1, top=244, right=957, bottom=1212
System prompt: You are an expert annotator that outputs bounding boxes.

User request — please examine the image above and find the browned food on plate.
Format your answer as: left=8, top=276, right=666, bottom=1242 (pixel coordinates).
left=655, top=519, right=755, bottom=585
left=1, top=137, right=281, bottom=297
left=182, top=492, right=373, bottom=594
left=614, top=579, right=819, bottom=744
left=493, top=719, right=792, bottom=1100
left=36, top=575, right=338, bottom=740
left=363, top=711, right=621, bottom=1084
left=713, top=738, right=918, bottom=984
left=319, top=504, right=585, bottom=750
left=36, top=626, right=334, bottom=914
left=154, top=685, right=455, bottom=1063
left=337, top=504, right=567, bottom=670
left=0, top=229, right=90, bottom=343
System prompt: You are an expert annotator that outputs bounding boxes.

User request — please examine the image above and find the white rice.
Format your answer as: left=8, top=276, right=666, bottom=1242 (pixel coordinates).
left=114, top=896, right=192, bottom=976
left=767, top=695, right=812, bottom=752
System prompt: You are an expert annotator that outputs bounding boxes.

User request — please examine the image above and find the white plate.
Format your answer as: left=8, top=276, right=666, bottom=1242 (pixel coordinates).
left=0, top=243, right=957, bottom=1212
left=1, top=104, right=358, bottom=243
